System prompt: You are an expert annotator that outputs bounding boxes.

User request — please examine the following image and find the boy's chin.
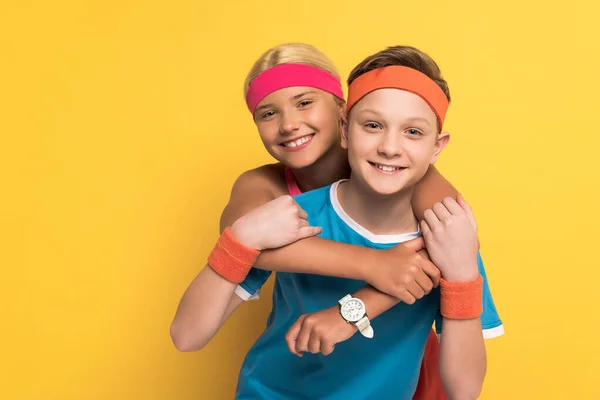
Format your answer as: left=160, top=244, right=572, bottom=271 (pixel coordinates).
left=363, top=180, right=411, bottom=197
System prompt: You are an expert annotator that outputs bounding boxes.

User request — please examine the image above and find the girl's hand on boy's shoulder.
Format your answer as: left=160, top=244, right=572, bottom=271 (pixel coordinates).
left=284, top=306, right=356, bottom=357
left=231, top=195, right=322, bottom=251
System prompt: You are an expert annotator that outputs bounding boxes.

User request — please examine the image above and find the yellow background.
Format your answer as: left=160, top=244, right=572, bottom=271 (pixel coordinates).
left=2, top=0, right=599, bottom=399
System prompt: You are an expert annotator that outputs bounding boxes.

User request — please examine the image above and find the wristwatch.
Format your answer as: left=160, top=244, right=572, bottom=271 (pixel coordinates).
left=338, top=294, right=374, bottom=338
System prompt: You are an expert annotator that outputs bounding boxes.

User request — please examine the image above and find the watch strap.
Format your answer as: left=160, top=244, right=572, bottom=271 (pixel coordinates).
left=338, top=294, right=352, bottom=306
left=356, top=316, right=374, bottom=339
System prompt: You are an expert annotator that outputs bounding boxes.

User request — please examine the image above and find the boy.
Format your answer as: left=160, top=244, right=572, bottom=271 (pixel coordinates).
left=235, top=46, right=503, bottom=400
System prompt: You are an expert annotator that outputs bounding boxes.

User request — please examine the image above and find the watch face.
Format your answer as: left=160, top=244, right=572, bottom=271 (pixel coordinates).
left=341, top=298, right=365, bottom=322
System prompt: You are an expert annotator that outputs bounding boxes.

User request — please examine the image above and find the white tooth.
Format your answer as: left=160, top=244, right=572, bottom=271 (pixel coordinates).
left=376, top=164, right=399, bottom=172
left=284, top=136, right=312, bottom=147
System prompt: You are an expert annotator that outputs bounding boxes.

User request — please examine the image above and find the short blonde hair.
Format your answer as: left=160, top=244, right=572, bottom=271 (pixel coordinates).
left=243, top=43, right=341, bottom=99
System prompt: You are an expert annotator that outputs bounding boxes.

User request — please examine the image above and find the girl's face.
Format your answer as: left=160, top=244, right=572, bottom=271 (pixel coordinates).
left=253, top=86, right=343, bottom=169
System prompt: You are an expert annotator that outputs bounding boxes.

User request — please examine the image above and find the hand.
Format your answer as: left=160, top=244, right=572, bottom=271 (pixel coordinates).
left=421, top=195, right=479, bottom=282
left=365, top=237, right=441, bottom=304
left=285, top=306, right=357, bottom=357
left=230, top=195, right=322, bottom=251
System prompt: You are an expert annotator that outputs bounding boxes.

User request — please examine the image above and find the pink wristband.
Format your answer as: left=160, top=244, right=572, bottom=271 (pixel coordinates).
left=207, top=227, right=260, bottom=283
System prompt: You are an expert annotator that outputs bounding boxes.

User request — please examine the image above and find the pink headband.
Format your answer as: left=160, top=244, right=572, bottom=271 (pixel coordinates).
left=245, top=64, right=345, bottom=116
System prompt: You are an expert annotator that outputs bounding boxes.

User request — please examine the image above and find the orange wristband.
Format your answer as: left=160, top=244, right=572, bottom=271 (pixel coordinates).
left=440, top=275, right=483, bottom=320
left=207, top=227, right=260, bottom=283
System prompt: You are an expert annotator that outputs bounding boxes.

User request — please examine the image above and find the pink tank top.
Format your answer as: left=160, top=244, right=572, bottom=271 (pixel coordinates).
left=284, top=167, right=302, bottom=196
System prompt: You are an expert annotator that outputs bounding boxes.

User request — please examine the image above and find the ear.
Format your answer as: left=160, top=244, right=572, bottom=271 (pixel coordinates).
left=340, top=109, right=349, bottom=150
left=430, top=131, right=450, bottom=163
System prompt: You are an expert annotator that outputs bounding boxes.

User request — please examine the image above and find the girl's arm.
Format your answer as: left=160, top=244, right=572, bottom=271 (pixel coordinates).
left=171, top=166, right=459, bottom=351
left=170, top=169, right=277, bottom=351
left=170, top=264, right=245, bottom=352
left=412, top=165, right=459, bottom=220
left=238, top=166, right=457, bottom=297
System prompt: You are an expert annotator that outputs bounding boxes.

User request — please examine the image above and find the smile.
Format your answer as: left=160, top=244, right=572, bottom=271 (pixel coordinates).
left=368, top=162, right=406, bottom=174
left=280, top=134, right=315, bottom=151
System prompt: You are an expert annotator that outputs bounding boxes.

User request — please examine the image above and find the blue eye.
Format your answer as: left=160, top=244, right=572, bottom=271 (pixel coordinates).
left=261, top=110, right=276, bottom=119
left=407, top=128, right=422, bottom=135
left=298, top=100, right=313, bottom=108
left=364, top=122, right=382, bottom=130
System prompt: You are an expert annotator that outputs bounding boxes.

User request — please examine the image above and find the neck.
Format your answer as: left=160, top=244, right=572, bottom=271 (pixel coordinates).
left=292, top=145, right=350, bottom=192
left=337, top=177, right=418, bottom=235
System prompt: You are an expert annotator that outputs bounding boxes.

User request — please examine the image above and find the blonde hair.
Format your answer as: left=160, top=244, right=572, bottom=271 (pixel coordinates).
left=243, top=43, right=342, bottom=100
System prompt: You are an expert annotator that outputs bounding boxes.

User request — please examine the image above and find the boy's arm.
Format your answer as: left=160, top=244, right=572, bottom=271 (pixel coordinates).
left=438, top=318, right=486, bottom=400
left=413, top=166, right=481, bottom=250
left=423, top=196, right=487, bottom=398
left=435, top=252, right=503, bottom=399
left=283, top=167, right=465, bottom=354
left=286, top=169, right=472, bottom=355
left=284, top=250, right=432, bottom=356
left=286, top=197, right=489, bottom=400
left=285, top=270, right=486, bottom=400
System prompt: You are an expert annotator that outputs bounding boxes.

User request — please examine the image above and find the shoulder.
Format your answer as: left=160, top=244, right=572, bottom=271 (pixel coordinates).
left=293, top=184, right=333, bottom=214
left=231, top=163, right=287, bottom=197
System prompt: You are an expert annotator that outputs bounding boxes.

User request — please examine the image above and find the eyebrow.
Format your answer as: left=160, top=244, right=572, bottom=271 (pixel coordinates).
left=403, top=116, right=432, bottom=128
left=359, top=109, right=432, bottom=128
left=255, top=103, right=274, bottom=113
left=359, top=108, right=383, bottom=117
left=291, top=90, right=317, bottom=100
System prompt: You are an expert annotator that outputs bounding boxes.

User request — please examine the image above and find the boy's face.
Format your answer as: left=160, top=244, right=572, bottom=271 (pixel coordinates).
left=342, top=88, right=449, bottom=196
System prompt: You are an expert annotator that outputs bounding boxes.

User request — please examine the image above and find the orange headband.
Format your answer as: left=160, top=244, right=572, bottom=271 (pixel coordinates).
left=346, top=66, right=449, bottom=128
